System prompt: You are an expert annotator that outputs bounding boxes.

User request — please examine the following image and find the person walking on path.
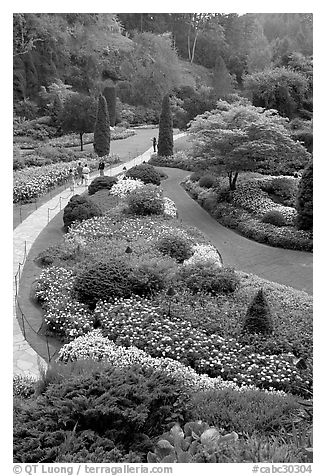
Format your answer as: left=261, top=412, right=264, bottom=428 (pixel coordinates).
left=76, top=162, right=83, bottom=185
left=98, top=160, right=105, bottom=176
left=82, top=163, right=90, bottom=186
left=68, top=168, right=75, bottom=192
left=152, top=137, right=157, bottom=153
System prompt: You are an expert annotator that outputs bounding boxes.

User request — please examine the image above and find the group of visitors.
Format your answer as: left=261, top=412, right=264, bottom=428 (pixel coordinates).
left=68, top=137, right=157, bottom=192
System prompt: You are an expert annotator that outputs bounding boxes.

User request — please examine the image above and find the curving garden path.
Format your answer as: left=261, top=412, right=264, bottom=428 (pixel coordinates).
left=159, top=167, right=313, bottom=295
left=13, top=134, right=312, bottom=379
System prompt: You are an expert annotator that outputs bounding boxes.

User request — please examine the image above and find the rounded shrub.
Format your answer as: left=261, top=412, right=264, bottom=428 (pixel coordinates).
left=126, top=185, right=164, bottom=216
left=242, top=289, right=273, bottom=335
left=178, top=264, right=240, bottom=295
left=129, top=258, right=174, bottom=296
left=126, top=164, right=161, bottom=185
left=63, top=195, right=102, bottom=231
left=261, top=210, right=287, bottom=227
left=198, top=175, right=218, bottom=189
left=74, top=258, right=132, bottom=307
left=156, top=234, right=194, bottom=263
left=88, top=176, right=118, bottom=195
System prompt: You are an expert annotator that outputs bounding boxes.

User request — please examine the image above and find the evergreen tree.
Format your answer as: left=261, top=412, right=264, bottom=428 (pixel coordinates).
left=242, top=288, right=273, bottom=335
left=51, top=94, right=63, bottom=127
left=94, top=94, right=111, bottom=157
left=296, top=161, right=313, bottom=230
left=103, top=86, right=116, bottom=126
left=213, top=56, right=234, bottom=98
left=158, top=94, right=173, bottom=157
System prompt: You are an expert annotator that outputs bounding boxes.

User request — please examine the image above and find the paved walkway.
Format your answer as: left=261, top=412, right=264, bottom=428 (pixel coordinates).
left=160, top=167, right=313, bottom=294
left=13, top=134, right=185, bottom=378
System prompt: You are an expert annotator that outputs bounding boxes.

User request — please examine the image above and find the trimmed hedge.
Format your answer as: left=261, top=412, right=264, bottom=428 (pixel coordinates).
left=88, top=176, right=118, bottom=195
left=126, top=164, right=161, bottom=185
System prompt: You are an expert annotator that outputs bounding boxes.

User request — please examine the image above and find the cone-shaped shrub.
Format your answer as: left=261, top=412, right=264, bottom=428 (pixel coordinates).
left=103, top=86, right=116, bottom=126
left=94, top=94, right=110, bottom=157
left=296, top=161, right=313, bottom=230
left=158, top=94, right=173, bottom=157
left=242, top=289, right=273, bottom=335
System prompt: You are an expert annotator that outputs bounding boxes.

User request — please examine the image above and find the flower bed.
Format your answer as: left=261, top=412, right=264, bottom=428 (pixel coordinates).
left=34, top=196, right=312, bottom=396
left=58, top=330, right=287, bottom=396
left=182, top=178, right=312, bottom=252
left=13, top=159, right=98, bottom=203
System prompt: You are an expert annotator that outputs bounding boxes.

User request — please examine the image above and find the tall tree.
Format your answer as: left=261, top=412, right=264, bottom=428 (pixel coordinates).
left=103, top=86, right=116, bottom=126
left=158, top=94, right=173, bottom=157
left=213, top=56, right=234, bottom=98
left=94, top=94, right=111, bottom=157
left=189, top=101, right=310, bottom=190
left=60, top=93, right=97, bottom=150
left=296, top=161, right=313, bottom=231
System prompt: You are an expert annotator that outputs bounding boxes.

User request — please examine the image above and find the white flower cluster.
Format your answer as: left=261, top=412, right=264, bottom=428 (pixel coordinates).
left=34, top=266, right=93, bottom=338
left=184, top=243, right=222, bottom=267
left=232, top=181, right=297, bottom=225
left=58, top=330, right=285, bottom=396
left=110, top=176, right=144, bottom=198
left=163, top=197, right=178, bottom=218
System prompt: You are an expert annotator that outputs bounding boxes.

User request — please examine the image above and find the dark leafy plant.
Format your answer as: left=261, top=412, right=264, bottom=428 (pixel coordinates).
left=63, top=195, right=103, bottom=231
left=261, top=210, right=287, bottom=227
left=158, top=94, right=173, bottom=157
left=94, top=94, right=111, bottom=157
left=178, top=264, right=240, bottom=296
left=88, top=176, right=117, bottom=195
left=242, top=289, right=273, bottom=335
left=198, top=175, right=219, bottom=189
left=74, top=258, right=132, bottom=307
left=126, top=164, right=161, bottom=185
left=296, top=161, right=313, bottom=231
left=126, top=185, right=164, bottom=216
left=156, top=234, right=194, bottom=263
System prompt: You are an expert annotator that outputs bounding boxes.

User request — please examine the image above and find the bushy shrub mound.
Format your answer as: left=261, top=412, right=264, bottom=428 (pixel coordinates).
left=63, top=195, right=102, bottom=231
left=126, top=185, right=164, bottom=216
left=126, top=164, right=161, bottom=185
left=198, top=175, right=219, bottom=189
left=242, top=289, right=274, bottom=335
left=74, top=259, right=132, bottom=307
left=156, top=234, right=194, bottom=263
left=13, top=362, right=189, bottom=463
left=178, top=264, right=240, bottom=296
left=261, top=210, right=287, bottom=227
left=88, top=176, right=118, bottom=195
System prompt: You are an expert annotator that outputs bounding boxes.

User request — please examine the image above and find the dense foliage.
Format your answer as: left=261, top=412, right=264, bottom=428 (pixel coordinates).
left=88, top=176, right=118, bottom=195
left=63, top=195, right=102, bottom=231
left=188, top=100, right=311, bottom=190
left=94, top=94, right=111, bottom=157
left=126, top=163, right=161, bottom=185
left=296, top=162, right=313, bottom=231
left=158, top=95, right=173, bottom=157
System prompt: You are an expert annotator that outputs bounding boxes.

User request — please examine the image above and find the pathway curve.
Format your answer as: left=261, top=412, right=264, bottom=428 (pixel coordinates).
left=159, top=167, right=313, bottom=295
left=13, top=134, right=185, bottom=378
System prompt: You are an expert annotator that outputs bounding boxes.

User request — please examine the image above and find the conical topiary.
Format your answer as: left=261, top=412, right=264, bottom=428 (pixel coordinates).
left=103, top=86, right=116, bottom=127
left=296, top=161, right=313, bottom=231
left=158, top=94, right=173, bottom=157
left=242, top=288, right=273, bottom=335
left=94, top=94, right=111, bottom=157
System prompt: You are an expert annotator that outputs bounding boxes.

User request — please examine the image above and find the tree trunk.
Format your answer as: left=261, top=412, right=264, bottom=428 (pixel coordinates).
left=190, top=30, right=199, bottom=63
left=80, top=132, right=83, bottom=151
left=229, top=172, right=238, bottom=191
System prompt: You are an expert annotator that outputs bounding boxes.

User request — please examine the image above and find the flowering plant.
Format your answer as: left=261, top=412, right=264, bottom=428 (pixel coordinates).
left=184, top=243, right=222, bottom=267
left=110, top=176, right=144, bottom=198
